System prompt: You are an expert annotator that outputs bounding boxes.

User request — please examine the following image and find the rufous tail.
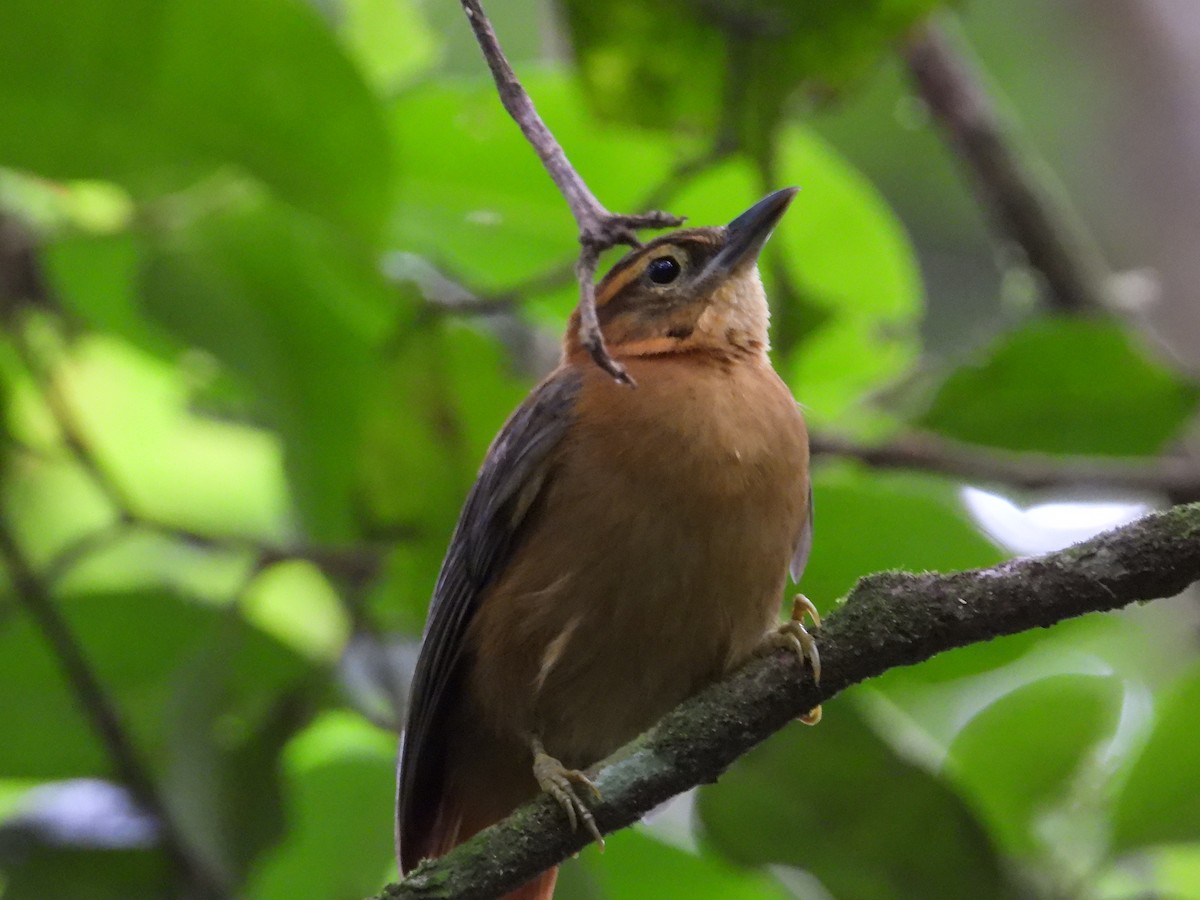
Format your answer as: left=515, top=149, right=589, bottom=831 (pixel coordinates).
left=502, top=868, right=558, bottom=900
left=424, top=793, right=559, bottom=899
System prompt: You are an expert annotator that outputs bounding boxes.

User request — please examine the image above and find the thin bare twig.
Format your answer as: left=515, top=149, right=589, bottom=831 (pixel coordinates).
left=0, top=521, right=229, bottom=897
left=811, top=431, right=1200, bottom=504
left=404, top=138, right=734, bottom=322
left=905, top=21, right=1113, bottom=315
left=459, top=0, right=684, bottom=384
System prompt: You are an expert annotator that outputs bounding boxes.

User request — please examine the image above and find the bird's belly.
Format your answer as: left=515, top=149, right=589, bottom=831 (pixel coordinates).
left=469, top=492, right=788, bottom=767
left=540, top=529, right=784, bottom=764
left=465, top=360, right=807, bottom=767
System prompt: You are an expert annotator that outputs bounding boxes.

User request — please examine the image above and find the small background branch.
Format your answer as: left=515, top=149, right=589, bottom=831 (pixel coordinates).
left=0, top=521, right=228, bottom=897
left=811, top=432, right=1200, bottom=504
left=905, top=21, right=1114, bottom=315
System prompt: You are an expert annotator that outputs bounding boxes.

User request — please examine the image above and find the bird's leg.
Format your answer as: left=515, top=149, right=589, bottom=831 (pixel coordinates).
left=530, top=735, right=605, bottom=850
left=758, top=593, right=823, bottom=725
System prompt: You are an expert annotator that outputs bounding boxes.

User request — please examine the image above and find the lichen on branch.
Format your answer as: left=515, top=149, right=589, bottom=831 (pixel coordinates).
left=376, top=502, right=1200, bottom=900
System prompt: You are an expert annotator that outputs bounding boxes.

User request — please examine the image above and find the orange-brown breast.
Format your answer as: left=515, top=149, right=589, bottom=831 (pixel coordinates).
left=463, top=350, right=809, bottom=767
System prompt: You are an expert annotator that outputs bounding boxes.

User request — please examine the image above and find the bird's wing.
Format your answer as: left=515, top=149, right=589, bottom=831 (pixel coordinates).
left=396, top=367, right=583, bottom=870
left=789, top=481, right=814, bottom=584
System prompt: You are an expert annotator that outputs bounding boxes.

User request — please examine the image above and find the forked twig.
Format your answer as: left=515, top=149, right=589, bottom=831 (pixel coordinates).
left=459, top=0, right=684, bottom=384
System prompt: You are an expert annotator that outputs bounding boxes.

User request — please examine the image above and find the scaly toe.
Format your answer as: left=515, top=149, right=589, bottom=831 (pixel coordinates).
left=756, top=594, right=822, bottom=724
left=799, top=705, right=822, bottom=726
left=533, top=750, right=605, bottom=850
left=759, top=594, right=821, bottom=683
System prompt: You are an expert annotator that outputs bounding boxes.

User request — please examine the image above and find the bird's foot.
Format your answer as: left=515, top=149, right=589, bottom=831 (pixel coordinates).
left=758, top=593, right=822, bottom=725
left=531, top=737, right=604, bottom=850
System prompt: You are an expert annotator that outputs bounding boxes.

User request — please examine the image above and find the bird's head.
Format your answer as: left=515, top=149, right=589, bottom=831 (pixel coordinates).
left=565, top=188, right=797, bottom=364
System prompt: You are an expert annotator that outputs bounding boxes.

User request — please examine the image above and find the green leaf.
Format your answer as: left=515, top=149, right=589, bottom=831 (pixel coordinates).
left=0, top=780, right=40, bottom=823
left=803, top=465, right=1029, bottom=685
left=0, top=583, right=310, bottom=881
left=698, top=704, right=1009, bottom=899
left=666, top=130, right=923, bottom=432
left=334, top=0, right=439, bottom=95
left=560, top=0, right=946, bottom=142
left=0, top=607, right=111, bottom=780
left=240, top=561, right=350, bottom=663
left=1112, top=664, right=1200, bottom=853
left=245, top=711, right=398, bottom=900
left=139, top=190, right=396, bottom=539
left=0, top=585, right=309, bottom=897
left=0, top=587, right=310, bottom=848
left=2, top=452, right=113, bottom=570
left=34, top=335, right=290, bottom=544
left=0, top=0, right=393, bottom=239
left=920, top=319, right=1200, bottom=455
left=163, top=614, right=313, bottom=882
left=774, top=126, right=922, bottom=430
left=803, top=464, right=1004, bottom=601
left=777, top=129, right=922, bottom=324
left=1096, top=843, right=1200, bottom=900
left=388, top=72, right=683, bottom=295
left=0, top=590, right=214, bottom=780
left=945, top=674, right=1122, bottom=855
left=574, top=826, right=790, bottom=900
left=361, top=317, right=533, bottom=631
left=41, top=232, right=172, bottom=354
left=0, top=848, right=169, bottom=900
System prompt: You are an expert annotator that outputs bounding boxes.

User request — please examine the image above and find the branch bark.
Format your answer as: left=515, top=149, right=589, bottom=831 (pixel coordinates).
left=905, top=21, right=1114, bottom=315
left=374, top=502, right=1200, bottom=899
left=459, top=0, right=684, bottom=384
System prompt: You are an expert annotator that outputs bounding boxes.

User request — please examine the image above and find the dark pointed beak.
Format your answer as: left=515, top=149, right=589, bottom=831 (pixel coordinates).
left=709, top=187, right=798, bottom=275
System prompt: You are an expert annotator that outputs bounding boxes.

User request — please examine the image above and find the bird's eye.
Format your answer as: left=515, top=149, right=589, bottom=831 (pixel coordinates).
left=646, top=256, right=681, bottom=285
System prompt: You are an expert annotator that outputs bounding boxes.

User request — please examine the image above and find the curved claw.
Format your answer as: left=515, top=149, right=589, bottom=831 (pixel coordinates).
left=758, top=594, right=822, bottom=724
left=531, top=738, right=605, bottom=851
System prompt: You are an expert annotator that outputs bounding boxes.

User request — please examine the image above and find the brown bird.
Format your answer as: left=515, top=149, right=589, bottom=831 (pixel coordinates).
left=396, top=188, right=819, bottom=899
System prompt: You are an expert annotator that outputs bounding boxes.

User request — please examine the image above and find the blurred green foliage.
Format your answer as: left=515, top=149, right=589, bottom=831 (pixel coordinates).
left=0, top=0, right=1198, bottom=898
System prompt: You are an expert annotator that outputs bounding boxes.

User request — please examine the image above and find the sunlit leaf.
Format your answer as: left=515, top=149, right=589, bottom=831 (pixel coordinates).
left=946, top=674, right=1122, bottom=855
left=245, top=711, right=397, bottom=900
left=560, top=0, right=946, bottom=142
left=1095, top=843, right=1200, bottom=900
left=240, top=561, right=351, bottom=663
left=139, top=189, right=397, bottom=539
left=47, top=336, right=291, bottom=543
left=1112, top=664, right=1200, bottom=853
left=334, top=0, right=439, bottom=94
left=0, top=0, right=393, bottom=239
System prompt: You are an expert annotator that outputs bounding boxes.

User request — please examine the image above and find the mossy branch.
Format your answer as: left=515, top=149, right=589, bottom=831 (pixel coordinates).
left=375, top=503, right=1200, bottom=899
